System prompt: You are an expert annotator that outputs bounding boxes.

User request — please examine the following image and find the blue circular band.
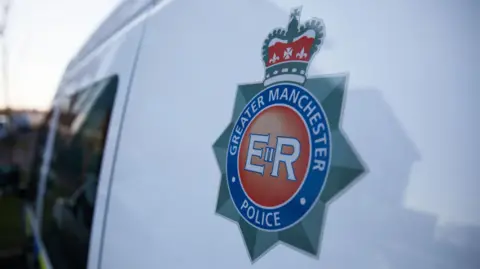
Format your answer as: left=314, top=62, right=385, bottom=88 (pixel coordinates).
left=226, top=83, right=331, bottom=231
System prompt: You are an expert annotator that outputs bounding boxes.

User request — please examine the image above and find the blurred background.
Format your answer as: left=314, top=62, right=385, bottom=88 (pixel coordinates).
left=0, top=0, right=120, bottom=267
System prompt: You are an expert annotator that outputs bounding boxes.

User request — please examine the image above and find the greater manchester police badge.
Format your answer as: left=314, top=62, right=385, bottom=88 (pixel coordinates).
left=213, top=7, right=366, bottom=262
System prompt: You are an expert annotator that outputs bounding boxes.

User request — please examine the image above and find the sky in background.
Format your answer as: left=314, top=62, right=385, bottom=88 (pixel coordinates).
left=0, top=0, right=122, bottom=110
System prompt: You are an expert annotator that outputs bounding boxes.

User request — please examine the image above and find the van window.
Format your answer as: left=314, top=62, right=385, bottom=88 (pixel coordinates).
left=27, top=111, right=52, bottom=204
left=40, top=75, right=118, bottom=269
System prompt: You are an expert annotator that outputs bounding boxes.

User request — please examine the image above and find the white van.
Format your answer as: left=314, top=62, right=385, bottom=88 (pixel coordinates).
left=23, top=0, right=479, bottom=269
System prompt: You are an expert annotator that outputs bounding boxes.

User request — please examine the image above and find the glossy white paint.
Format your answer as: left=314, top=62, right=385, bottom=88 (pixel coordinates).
left=40, top=0, right=479, bottom=268
left=81, top=21, right=149, bottom=269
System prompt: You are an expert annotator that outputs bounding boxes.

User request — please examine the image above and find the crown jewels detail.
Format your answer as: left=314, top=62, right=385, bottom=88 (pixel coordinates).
left=262, top=7, right=325, bottom=86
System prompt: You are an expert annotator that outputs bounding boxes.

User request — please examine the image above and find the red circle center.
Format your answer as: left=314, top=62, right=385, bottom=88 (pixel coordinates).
left=238, top=105, right=310, bottom=208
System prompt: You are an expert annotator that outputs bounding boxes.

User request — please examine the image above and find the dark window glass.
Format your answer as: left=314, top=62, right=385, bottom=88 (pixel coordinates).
left=26, top=111, right=53, bottom=204
left=41, top=75, right=118, bottom=269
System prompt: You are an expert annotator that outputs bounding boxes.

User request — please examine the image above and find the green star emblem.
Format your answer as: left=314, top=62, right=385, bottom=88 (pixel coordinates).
left=213, top=75, right=366, bottom=262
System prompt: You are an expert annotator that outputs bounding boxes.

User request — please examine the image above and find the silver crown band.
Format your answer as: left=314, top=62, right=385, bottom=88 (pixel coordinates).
left=264, top=73, right=306, bottom=87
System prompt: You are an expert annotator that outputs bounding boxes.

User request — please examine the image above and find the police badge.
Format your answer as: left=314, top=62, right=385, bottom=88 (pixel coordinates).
left=213, top=7, right=366, bottom=262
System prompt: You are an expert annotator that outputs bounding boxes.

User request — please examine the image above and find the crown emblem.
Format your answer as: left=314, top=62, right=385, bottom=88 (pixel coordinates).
left=262, top=7, right=325, bottom=86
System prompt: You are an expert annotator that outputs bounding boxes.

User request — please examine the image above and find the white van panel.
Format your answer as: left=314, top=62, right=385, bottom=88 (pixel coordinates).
left=100, top=0, right=479, bottom=268
left=73, top=0, right=153, bottom=64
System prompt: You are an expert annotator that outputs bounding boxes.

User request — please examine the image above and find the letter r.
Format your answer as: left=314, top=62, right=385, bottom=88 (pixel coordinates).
left=271, top=137, right=300, bottom=181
